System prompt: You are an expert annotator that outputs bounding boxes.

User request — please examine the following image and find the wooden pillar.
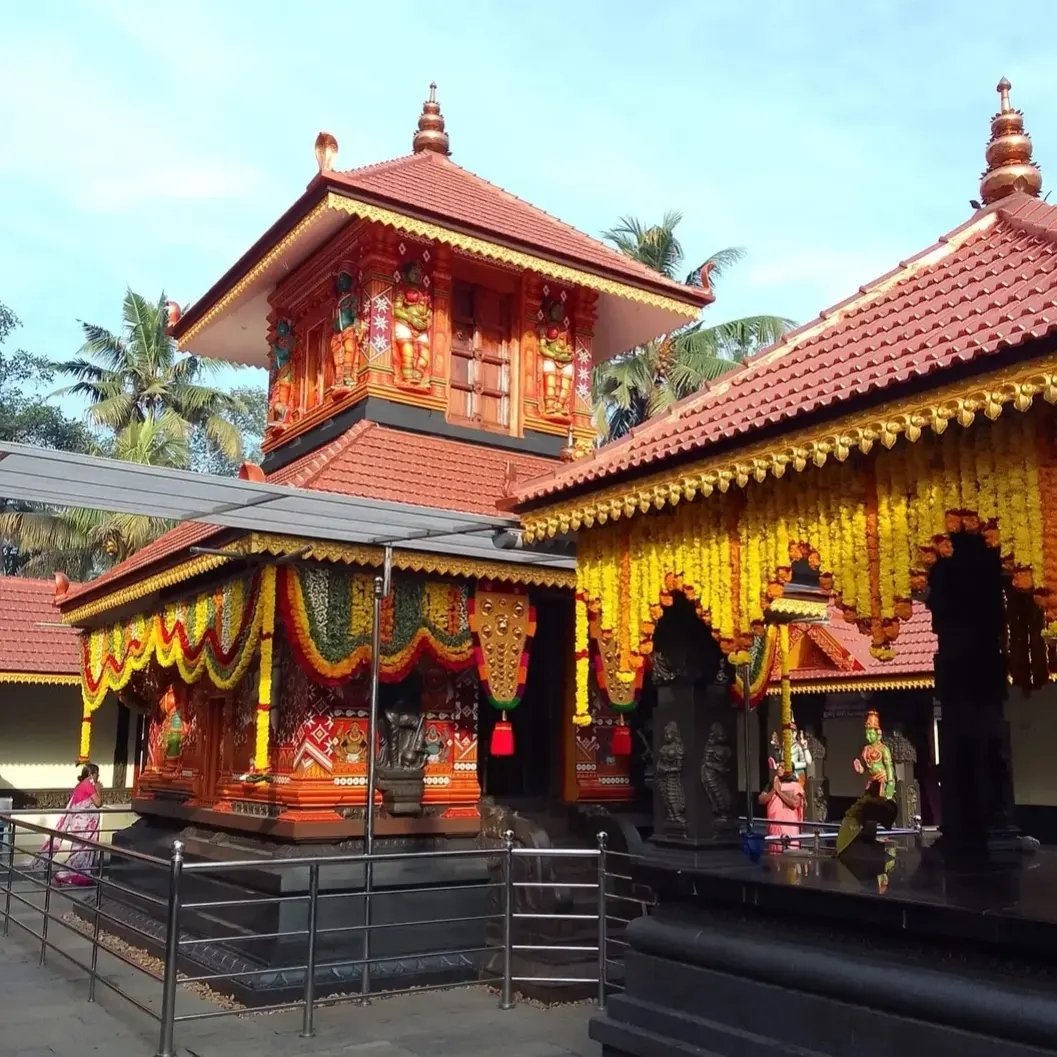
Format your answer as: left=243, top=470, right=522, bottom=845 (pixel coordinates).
left=254, top=565, right=278, bottom=772
left=432, top=243, right=452, bottom=399
left=571, top=288, right=599, bottom=441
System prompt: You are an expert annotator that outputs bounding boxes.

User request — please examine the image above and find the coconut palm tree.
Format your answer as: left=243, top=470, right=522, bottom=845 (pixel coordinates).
left=0, top=417, right=187, bottom=580
left=56, top=289, right=246, bottom=465
left=594, top=212, right=794, bottom=440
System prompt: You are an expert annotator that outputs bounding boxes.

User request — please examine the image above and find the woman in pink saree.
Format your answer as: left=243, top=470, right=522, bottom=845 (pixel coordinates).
left=39, top=764, right=103, bottom=886
left=758, top=772, right=804, bottom=854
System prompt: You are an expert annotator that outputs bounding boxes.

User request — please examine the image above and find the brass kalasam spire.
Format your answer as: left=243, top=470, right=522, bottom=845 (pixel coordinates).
left=980, top=77, right=1042, bottom=205
left=412, top=82, right=450, bottom=155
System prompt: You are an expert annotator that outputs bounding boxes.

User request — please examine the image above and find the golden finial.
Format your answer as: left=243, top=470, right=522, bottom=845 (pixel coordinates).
left=412, top=82, right=450, bottom=156
left=980, top=77, right=1042, bottom=205
left=314, top=132, right=338, bottom=174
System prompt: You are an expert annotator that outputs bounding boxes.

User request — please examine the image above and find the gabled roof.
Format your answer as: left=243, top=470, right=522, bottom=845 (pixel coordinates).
left=58, top=424, right=556, bottom=609
left=515, top=193, right=1057, bottom=507
left=770, top=605, right=936, bottom=688
left=321, top=151, right=710, bottom=304
left=0, top=578, right=79, bottom=679
left=171, top=151, right=709, bottom=368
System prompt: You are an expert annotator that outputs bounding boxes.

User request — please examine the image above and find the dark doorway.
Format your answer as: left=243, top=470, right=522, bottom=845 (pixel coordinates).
left=479, top=594, right=566, bottom=801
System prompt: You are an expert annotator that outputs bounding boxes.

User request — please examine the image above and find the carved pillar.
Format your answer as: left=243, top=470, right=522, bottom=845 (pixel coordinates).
left=887, top=724, right=921, bottom=828
left=802, top=725, right=829, bottom=824
left=432, top=243, right=452, bottom=400
left=928, top=531, right=1019, bottom=854
left=649, top=597, right=736, bottom=848
left=571, top=287, right=598, bottom=440
left=520, top=272, right=543, bottom=423
left=359, top=225, right=399, bottom=392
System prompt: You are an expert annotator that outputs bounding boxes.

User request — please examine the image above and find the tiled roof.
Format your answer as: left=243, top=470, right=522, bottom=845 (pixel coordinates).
left=0, top=578, right=79, bottom=675
left=516, top=193, right=1057, bottom=506
left=772, top=605, right=936, bottom=684
left=322, top=152, right=710, bottom=305
left=59, top=424, right=557, bottom=609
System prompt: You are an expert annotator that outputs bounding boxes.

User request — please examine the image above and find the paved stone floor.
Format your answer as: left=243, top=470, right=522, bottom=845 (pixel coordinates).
left=0, top=895, right=597, bottom=1057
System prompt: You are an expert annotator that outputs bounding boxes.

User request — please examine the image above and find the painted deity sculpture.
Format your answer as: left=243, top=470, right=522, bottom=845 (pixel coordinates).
left=159, top=686, right=184, bottom=767
left=392, top=261, right=432, bottom=387
left=852, top=710, right=896, bottom=800
left=267, top=317, right=297, bottom=428
left=537, top=293, right=574, bottom=419
left=329, top=271, right=363, bottom=394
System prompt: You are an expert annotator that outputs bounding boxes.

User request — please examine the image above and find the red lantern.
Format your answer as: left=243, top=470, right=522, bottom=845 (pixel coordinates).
left=611, top=719, right=632, bottom=756
left=490, top=717, right=515, bottom=757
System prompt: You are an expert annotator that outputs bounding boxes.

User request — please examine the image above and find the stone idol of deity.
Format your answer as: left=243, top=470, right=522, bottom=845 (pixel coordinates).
left=852, top=710, right=896, bottom=801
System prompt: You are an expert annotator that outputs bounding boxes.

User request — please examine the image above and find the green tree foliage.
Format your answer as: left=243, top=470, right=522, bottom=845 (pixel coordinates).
left=0, top=293, right=267, bottom=579
left=593, top=212, right=795, bottom=441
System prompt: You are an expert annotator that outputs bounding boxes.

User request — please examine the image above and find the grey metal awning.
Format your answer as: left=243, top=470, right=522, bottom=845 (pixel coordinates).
left=0, top=442, right=572, bottom=569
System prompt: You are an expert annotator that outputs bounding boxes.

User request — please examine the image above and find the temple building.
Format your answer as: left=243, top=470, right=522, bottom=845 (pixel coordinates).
left=53, top=85, right=709, bottom=843
left=507, top=79, right=1057, bottom=1057
left=0, top=576, right=134, bottom=810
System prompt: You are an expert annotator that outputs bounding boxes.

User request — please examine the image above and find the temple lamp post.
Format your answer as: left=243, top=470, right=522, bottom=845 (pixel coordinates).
left=747, top=568, right=830, bottom=829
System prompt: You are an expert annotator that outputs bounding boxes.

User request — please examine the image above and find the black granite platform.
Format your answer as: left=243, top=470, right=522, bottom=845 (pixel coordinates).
left=593, top=840, right=1057, bottom=1057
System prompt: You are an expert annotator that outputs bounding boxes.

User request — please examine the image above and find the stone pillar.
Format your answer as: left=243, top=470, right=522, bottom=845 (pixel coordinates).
left=648, top=597, right=737, bottom=849
left=887, top=724, right=921, bottom=828
left=928, top=531, right=1019, bottom=854
left=802, top=725, right=829, bottom=824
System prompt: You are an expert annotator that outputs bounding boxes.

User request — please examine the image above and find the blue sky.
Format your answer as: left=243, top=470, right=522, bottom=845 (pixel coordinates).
left=2, top=1, right=1055, bottom=413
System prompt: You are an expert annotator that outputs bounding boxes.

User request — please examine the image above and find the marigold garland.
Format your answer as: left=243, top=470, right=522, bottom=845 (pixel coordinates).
left=279, top=565, right=473, bottom=685
left=572, top=402, right=1057, bottom=718
left=80, top=572, right=265, bottom=712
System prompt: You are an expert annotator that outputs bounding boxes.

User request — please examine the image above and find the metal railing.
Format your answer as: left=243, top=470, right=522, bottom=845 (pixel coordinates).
left=0, top=811, right=618, bottom=1057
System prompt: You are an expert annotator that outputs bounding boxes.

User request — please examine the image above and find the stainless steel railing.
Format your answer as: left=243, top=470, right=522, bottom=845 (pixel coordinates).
left=0, top=811, right=618, bottom=1057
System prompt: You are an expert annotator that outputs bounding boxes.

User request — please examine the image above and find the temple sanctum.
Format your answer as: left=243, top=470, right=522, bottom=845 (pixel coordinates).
left=53, top=86, right=709, bottom=846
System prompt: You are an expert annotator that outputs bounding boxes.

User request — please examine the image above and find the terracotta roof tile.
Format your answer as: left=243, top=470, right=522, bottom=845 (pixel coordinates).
left=323, top=152, right=709, bottom=305
left=0, top=578, right=79, bottom=675
left=771, top=605, right=936, bottom=684
left=60, top=425, right=556, bottom=610
left=517, top=194, right=1057, bottom=505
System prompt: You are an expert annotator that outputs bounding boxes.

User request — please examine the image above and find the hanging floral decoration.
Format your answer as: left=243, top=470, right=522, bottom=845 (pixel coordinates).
left=80, top=572, right=265, bottom=713
left=573, top=403, right=1057, bottom=719
left=467, top=583, right=536, bottom=712
left=279, top=565, right=473, bottom=685
left=728, top=627, right=779, bottom=710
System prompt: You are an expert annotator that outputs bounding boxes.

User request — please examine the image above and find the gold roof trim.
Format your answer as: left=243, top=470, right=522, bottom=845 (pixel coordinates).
left=0, top=672, right=81, bottom=686
left=61, top=550, right=242, bottom=626
left=764, top=675, right=934, bottom=695
left=324, top=194, right=699, bottom=317
left=522, top=350, right=1057, bottom=542
left=62, top=531, right=574, bottom=626
left=248, top=532, right=576, bottom=588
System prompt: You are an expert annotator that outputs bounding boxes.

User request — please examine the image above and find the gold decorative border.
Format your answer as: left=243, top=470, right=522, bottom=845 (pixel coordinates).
left=248, top=532, right=576, bottom=589
left=0, top=672, right=81, bottom=686
left=764, top=675, right=934, bottom=695
left=522, top=351, right=1057, bottom=541
left=324, top=194, right=699, bottom=318
left=61, top=550, right=243, bottom=625
left=178, top=202, right=332, bottom=346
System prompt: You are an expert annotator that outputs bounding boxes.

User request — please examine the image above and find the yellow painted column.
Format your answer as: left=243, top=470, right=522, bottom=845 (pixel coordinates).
left=254, top=565, right=278, bottom=772
left=78, top=702, right=94, bottom=763
left=779, top=624, right=793, bottom=775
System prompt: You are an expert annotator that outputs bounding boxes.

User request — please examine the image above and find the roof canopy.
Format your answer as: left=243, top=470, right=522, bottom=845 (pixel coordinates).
left=172, top=155, right=710, bottom=368
left=0, top=442, right=572, bottom=570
